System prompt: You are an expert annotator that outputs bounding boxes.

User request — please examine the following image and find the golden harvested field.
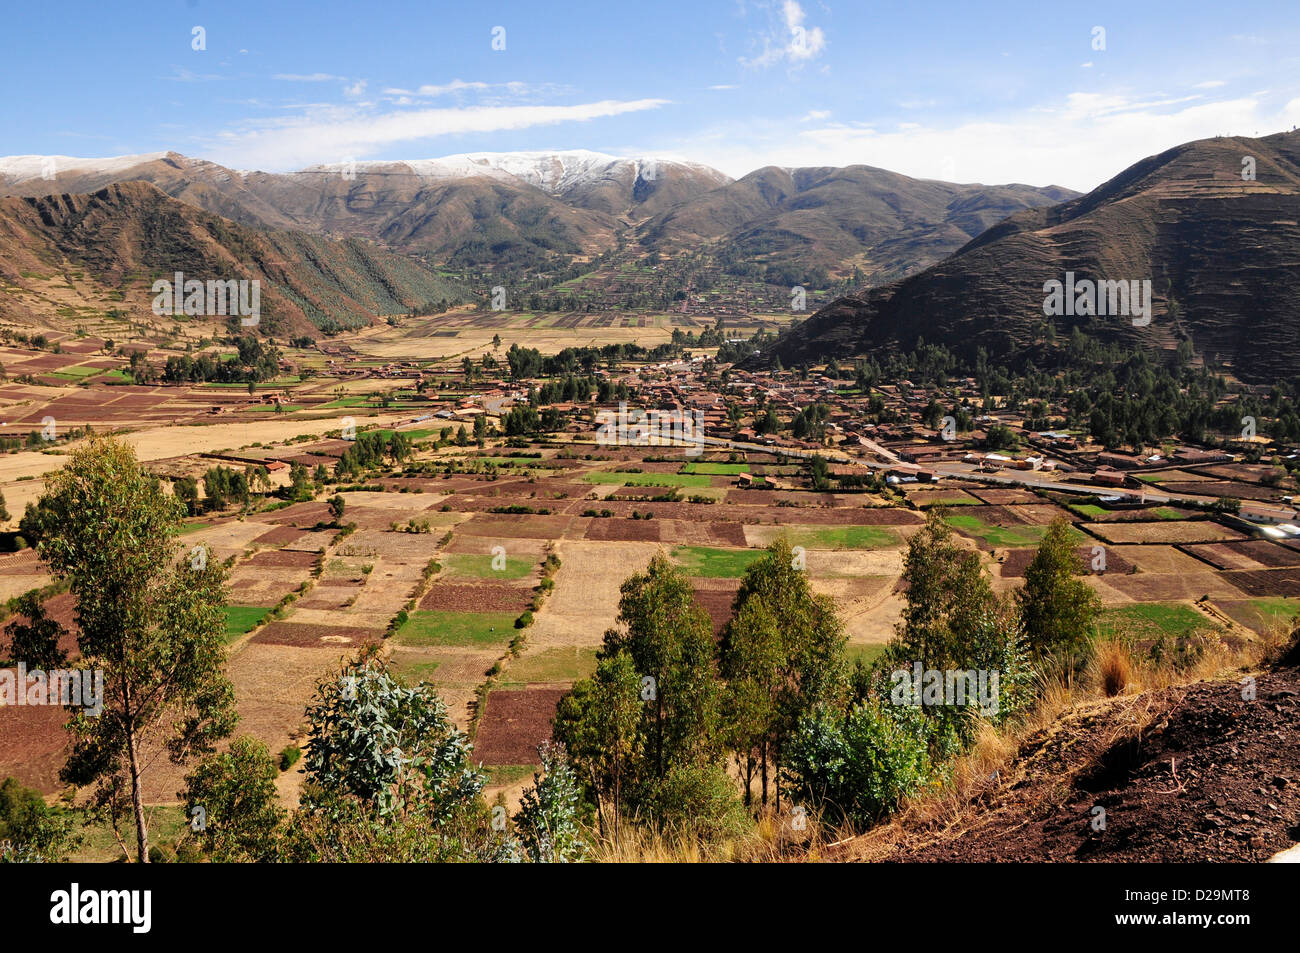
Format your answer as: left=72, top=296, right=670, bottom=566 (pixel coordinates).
left=349, top=309, right=795, bottom=359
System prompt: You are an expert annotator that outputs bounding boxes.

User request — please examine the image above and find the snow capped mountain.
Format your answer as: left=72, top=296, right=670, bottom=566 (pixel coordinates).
left=0, top=149, right=731, bottom=195
left=0, top=147, right=1071, bottom=281
left=294, top=150, right=731, bottom=196
left=0, top=152, right=170, bottom=185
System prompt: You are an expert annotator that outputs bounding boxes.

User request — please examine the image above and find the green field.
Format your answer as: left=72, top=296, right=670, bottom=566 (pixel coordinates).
left=391, top=657, right=441, bottom=685
left=680, top=462, right=750, bottom=475
left=49, top=364, right=102, bottom=379
left=394, top=610, right=520, bottom=647
left=945, top=513, right=1083, bottom=549
left=1217, top=597, right=1300, bottom=635
left=223, top=605, right=271, bottom=641
left=1067, top=503, right=1107, bottom=518
left=1095, top=602, right=1209, bottom=642
left=371, top=427, right=438, bottom=441
left=586, top=471, right=713, bottom=488
left=1069, top=502, right=1186, bottom=521
left=1240, top=596, right=1300, bottom=620
left=779, top=525, right=898, bottom=550
left=499, top=646, right=598, bottom=687
left=917, top=493, right=981, bottom=506
left=671, top=546, right=765, bottom=578
left=319, top=396, right=370, bottom=408
left=444, top=552, right=535, bottom=580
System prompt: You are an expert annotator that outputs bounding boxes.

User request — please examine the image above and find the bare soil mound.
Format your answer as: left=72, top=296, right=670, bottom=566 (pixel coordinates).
left=866, top=665, right=1300, bottom=862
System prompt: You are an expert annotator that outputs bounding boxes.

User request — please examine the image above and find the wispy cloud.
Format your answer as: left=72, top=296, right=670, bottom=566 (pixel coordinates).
left=675, top=91, right=1300, bottom=191
left=740, top=0, right=826, bottom=69
left=201, top=99, right=671, bottom=170
left=166, top=67, right=224, bottom=83
left=272, top=73, right=343, bottom=82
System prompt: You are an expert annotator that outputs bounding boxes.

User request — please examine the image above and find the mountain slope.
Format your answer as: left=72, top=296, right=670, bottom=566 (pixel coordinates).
left=765, top=131, right=1300, bottom=383
left=0, top=151, right=727, bottom=267
left=0, top=182, right=465, bottom=335
left=639, top=164, right=1076, bottom=283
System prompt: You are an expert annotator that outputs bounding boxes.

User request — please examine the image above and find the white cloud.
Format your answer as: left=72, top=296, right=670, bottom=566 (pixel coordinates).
left=382, top=80, right=553, bottom=102
left=674, top=91, right=1300, bottom=191
left=416, top=79, right=489, bottom=96
left=166, top=68, right=224, bottom=82
left=801, top=109, right=831, bottom=121
left=708, top=84, right=738, bottom=90
left=200, top=99, right=671, bottom=170
left=343, top=79, right=367, bottom=98
left=272, top=73, right=342, bottom=82
left=740, top=0, right=826, bottom=69
left=1194, top=80, right=1227, bottom=89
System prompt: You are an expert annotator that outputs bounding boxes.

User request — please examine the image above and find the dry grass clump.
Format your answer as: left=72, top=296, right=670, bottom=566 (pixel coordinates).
left=1092, top=637, right=1133, bottom=697
left=585, top=807, right=844, bottom=863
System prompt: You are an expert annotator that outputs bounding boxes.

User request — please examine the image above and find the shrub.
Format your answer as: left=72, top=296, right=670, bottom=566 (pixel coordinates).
left=636, top=761, right=747, bottom=842
left=279, top=745, right=302, bottom=771
left=514, top=742, right=587, bottom=862
left=783, top=699, right=934, bottom=828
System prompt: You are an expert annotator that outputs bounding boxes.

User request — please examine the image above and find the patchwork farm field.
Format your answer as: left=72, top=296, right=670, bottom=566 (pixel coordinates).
left=3, top=377, right=1297, bottom=817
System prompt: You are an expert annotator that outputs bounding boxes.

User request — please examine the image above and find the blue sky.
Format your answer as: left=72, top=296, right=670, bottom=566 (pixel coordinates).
left=3, top=0, right=1299, bottom=190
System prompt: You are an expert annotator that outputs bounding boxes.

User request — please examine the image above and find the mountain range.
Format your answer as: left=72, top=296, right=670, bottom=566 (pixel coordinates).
left=0, top=150, right=1074, bottom=281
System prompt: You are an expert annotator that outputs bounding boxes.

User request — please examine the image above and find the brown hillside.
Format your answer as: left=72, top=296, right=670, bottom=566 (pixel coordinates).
left=769, top=130, right=1300, bottom=383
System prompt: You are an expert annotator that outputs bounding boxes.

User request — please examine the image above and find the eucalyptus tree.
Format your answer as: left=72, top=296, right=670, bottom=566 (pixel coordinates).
left=39, top=438, right=235, bottom=862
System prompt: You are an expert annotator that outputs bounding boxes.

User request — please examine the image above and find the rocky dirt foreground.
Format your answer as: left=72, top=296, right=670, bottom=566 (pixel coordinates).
left=851, top=652, right=1300, bottom=862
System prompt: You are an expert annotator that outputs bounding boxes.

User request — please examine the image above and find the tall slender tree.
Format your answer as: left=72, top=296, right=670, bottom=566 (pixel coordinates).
left=38, top=438, right=235, bottom=862
left=602, top=552, right=720, bottom=783
left=722, top=538, right=848, bottom=808
left=1017, top=516, right=1101, bottom=658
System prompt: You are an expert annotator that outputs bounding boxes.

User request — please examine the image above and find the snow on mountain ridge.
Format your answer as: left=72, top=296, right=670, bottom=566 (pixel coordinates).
left=295, top=151, right=730, bottom=194
left=0, top=152, right=170, bottom=183
left=0, top=149, right=732, bottom=195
